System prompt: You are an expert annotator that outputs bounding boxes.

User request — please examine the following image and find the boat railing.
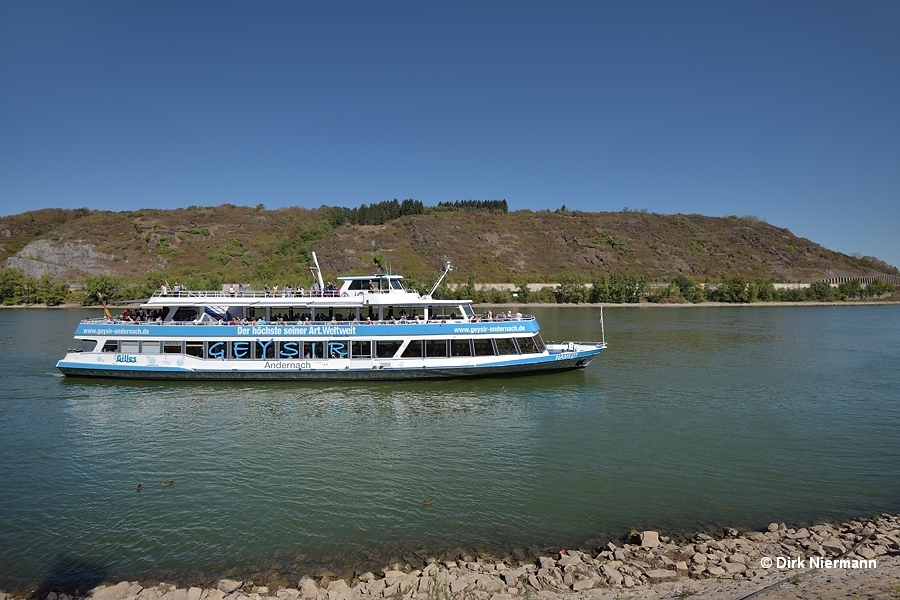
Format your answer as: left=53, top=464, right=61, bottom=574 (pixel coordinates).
left=151, top=290, right=340, bottom=299
left=148, top=289, right=424, bottom=299
left=80, top=315, right=538, bottom=326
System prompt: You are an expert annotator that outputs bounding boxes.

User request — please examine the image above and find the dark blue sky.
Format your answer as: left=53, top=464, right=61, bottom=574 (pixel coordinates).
left=2, top=1, right=898, bottom=268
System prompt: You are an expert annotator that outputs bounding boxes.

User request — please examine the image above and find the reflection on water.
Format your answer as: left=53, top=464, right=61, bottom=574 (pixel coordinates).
left=1, top=305, right=899, bottom=591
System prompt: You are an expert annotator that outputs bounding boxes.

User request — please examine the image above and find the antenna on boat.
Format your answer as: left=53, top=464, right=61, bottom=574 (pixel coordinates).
left=600, top=306, right=605, bottom=345
left=425, top=260, right=452, bottom=299
left=310, top=252, right=325, bottom=291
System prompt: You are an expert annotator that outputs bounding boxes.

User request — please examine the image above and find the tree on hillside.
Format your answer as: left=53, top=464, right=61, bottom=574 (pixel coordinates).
left=778, top=287, right=807, bottom=302
left=400, top=198, right=425, bottom=216
left=672, top=275, right=704, bottom=303
left=755, top=281, right=778, bottom=301
left=806, top=280, right=835, bottom=302
left=80, top=275, right=127, bottom=305
left=589, top=276, right=610, bottom=303
left=865, top=278, right=894, bottom=297
left=0, top=268, right=71, bottom=305
left=38, top=275, right=70, bottom=305
left=0, top=268, right=27, bottom=304
left=460, top=273, right=478, bottom=301
left=707, top=278, right=752, bottom=303
left=588, top=274, right=648, bottom=303
left=612, top=274, right=649, bottom=303
left=555, top=272, right=588, bottom=303
left=325, top=199, right=426, bottom=227
left=838, top=280, right=863, bottom=300
left=512, top=278, right=531, bottom=303
left=854, top=254, right=899, bottom=275
left=436, top=199, right=508, bottom=213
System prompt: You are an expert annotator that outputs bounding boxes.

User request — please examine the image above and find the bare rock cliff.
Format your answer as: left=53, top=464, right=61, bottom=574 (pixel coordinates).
left=5, top=239, right=117, bottom=278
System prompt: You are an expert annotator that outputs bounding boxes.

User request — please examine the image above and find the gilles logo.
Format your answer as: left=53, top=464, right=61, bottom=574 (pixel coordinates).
left=116, top=354, right=137, bottom=363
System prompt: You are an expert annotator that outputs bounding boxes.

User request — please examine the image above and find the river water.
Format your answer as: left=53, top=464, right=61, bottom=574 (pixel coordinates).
left=1, top=305, right=898, bottom=592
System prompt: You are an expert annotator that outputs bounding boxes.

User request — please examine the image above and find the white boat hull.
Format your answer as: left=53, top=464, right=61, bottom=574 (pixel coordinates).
left=56, top=344, right=604, bottom=381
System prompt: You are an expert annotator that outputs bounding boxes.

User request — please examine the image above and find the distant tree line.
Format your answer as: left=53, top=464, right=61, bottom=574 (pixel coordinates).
left=321, top=198, right=507, bottom=227
left=435, top=199, right=508, bottom=213
left=650, top=276, right=895, bottom=304
left=0, top=266, right=894, bottom=307
left=854, top=254, right=900, bottom=275
left=282, top=197, right=515, bottom=238
left=324, top=199, right=425, bottom=227
left=0, top=268, right=70, bottom=306
left=440, top=273, right=895, bottom=305
left=444, top=273, right=650, bottom=304
left=0, top=268, right=223, bottom=307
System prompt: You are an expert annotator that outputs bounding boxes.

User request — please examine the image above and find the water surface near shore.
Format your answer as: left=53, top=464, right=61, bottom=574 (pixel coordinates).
left=1, top=305, right=898, bottom=591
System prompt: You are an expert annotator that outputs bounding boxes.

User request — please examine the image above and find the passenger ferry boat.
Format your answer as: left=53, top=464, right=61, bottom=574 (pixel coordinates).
left=56, top=255, right=607, bottom=380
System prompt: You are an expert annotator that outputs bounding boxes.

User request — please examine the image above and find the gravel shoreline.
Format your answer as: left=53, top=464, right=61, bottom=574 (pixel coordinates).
left=6, top=513, right=898, bottom=600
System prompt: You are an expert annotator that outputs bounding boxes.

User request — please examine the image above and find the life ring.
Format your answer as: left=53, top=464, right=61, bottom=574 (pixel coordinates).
left=341, top=292, right=349, bottom=297
left=356, top=291, right=364, bottom=296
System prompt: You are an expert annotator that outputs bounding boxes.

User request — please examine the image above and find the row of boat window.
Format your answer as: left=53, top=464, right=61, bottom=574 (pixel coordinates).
left=172, top=305, right=476, bottom=323
left=90, top=335, right=546, bottom=360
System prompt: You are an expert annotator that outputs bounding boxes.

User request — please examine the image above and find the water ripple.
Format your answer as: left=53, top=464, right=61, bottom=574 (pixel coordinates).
left=1, top=306, right=899, bottom=591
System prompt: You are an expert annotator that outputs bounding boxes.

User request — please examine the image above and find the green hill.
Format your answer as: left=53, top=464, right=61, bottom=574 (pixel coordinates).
left=0, top=204, right=895, bottom=289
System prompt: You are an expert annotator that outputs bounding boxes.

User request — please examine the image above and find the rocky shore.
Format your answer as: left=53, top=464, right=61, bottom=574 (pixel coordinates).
left=6, top=513, right=899, bottom=600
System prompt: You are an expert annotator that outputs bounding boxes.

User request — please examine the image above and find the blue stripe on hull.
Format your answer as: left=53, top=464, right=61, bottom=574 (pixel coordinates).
left=56, top=352, right=601, bottom=381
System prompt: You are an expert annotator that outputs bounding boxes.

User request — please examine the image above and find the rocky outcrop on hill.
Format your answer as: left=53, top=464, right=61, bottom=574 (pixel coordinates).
left=4, top=240, right=117, bottom=278
left=10, top=514, right=899, bottom=600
